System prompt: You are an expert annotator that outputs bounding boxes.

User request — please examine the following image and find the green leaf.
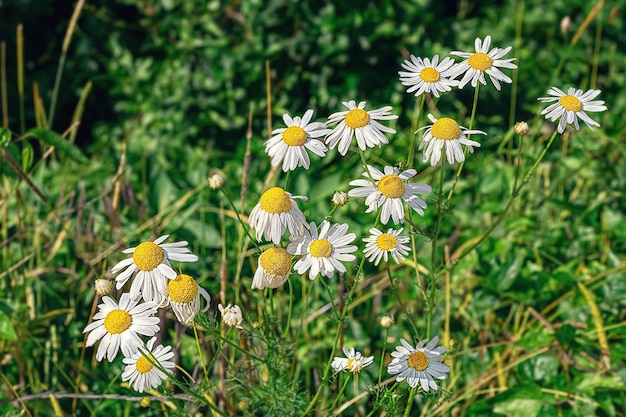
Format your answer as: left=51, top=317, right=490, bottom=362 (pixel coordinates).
left=0, top=310, right=17, bottom=341
left=493, top=384, right=543, bottom=417
left=496, top=250, right=525, bottom=292
left=21, top=141, right=34, bottom=172
left=0, top=127, right=11, bottom=146
left=26, top=128, right=88, bottom=163
left=515, top=327, right=555, bottom=349
left=576, top=374, right=626, bottom=395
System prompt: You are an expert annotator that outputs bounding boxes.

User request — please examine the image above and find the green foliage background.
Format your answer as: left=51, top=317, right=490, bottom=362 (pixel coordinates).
left=1, top=0, right=625, bottom=416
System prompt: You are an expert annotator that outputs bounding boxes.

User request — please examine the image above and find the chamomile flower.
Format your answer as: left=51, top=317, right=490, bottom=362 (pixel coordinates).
left=398, top=54, right=459, bottom=98
left=121, top=336, right=175, bottom=393
left=387, top=336, right=450, bottom=392
left=83, top=293, right=160, bottom=362
left=325, top=100, right=398, bottom=156
left=218, top=303, right=243, bottom=328
left=538, top=87, right=607, bottom=134
left=248, top=187, right=309, bottom=245
left=287, top=220, right=358, bottom=280
left=252, top=247, right=292, bottom=290
left=164, top=274, right=210, bottom=326
left=331, top=347, right=374, bottom=374
left=265, top=110, right=331, bottom=172
left=417, top=114, right=486, bottom=166
left=449, top=35, right=517, bottom=91
left=348, top=165, right=431, bottom=225
left=363, top=227, right=411, bottom=266
left=111, top=235, right=198, bottom=305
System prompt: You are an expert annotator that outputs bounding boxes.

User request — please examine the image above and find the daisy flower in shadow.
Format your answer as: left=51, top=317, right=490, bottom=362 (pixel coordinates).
left=265, top=109, right=331, bottom=172
left=348, top=165, right=431, bottom=224
left=449, top=35, right=517, bottom=91
left=399, top=54, right=459, bottom=98
left=363, top=227, right=411, bottom=266
left=287, top=220, right=357, bottom=280
left=248, top=187, right=308, bottom=244
left=122, top=336, right=175, bottom=393
left=538, top=87, right=607, bottom=134
left=164, top=274, right=210, bottom=326
left=83, top=293, right=160, bottom=362
left=325, top=100, right=397, bottom=156
left=332, top=347, right=374, bottom=374
left=111, top=235, right=198, bottom=305
left=417, top=114, right=486, bottom=166
left=387, top=336, right=449, bottom=392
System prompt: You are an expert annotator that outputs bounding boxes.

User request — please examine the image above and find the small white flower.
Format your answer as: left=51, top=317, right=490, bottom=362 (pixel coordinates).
left=416, top=114, right=486, bottom=166
left=449, top=35, right=517, bottom=91
left=121, top=336, right=175, bottom=393
left=83, top=293, right=160, bottom=362
left=387, top=336, right=450, bottom=392
left=164, top=274, right=210, bottom=326
left=363, top=227, right=411, bottom=266
left=325, top=100, right=398, bottom=156
left=348, top=165, right=431, bottom=225
left=538, top=87, right=607, bottom=134
left=331, top=347, right=374, bottom=374
left=111, top=235, right=198, bottom=305
left=398, top=54, right=459, bottom=98
left=252, top=247, right=291, bottom=290
left=218, top=303, right=243, bottom=328
left=287, top=220, right=358, bottom=280
left=248, top=187, right=309, bottom=245
left=265, top=110, right=331, bottom=172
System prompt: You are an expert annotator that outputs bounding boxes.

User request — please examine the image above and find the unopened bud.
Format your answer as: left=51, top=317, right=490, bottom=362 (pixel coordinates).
left=331, top=191, right=348, bottom=206
left=208, top=170, right=225, bottom=190
left=219, top=303, right=243, bottom=328
left=94, top=279, right=113, bottom=296
left=514, top=121, right=530, bottom=136
left=140, top=397, right=151, bottom=408
left=380, top=316, right=394, bottom=328
left=560, top=16, right=571, bottom=34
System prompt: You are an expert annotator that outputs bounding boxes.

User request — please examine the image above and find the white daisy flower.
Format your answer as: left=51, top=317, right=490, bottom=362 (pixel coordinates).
left=449, top=35, right=517, bottom=91
left=387, top=336, right=450, bottom=392
left=331, top=347, right=374, bottom=374
left=538, top=87, right=607, bottom=134
left=363, top=227, right=411, bottom=266
left=252, top=247, right=292, bottom=290
left=287, top=220, right=358, bottom=280
left=398, top=54, right=459, bottom=98
left=218, top=303, right=243, bottom=328
left=121, top=336, right=175, bottom=393
left=83, top=293, right=160, bottom=362
left=325, top=100, right=398, bottom=156
left=348, top=165, right=431, bottom=225
left=248, top=187, right=309, bottom=245
left=111, top=235, right=198, bottom=305
left=164, top=274, right=210, bottom=326
left=265, top=110, right=331, bottom=172
left=416, top=114, right=486, bottom=166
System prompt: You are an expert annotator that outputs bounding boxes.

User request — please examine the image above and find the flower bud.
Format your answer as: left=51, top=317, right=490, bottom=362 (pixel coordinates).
left=560, top=16, right=571, bottom=34
left=94, top=279, right=113, bottom=296
left=331, top=191, right=348, bottom=207
left=208, top=170, right=225, bottom=190
left=218, top=303, right=243, bottom=328
left=380, top=316, right=394, bottom=328
left=514, top=121, right=530, bottom=136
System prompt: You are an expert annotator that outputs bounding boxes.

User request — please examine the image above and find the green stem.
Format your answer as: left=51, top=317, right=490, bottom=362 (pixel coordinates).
left=402, top=387, right=417, bottom=417
left=408, top=95, right=426, bottom=169
left=375, top=327, right=390, bottom=405
left=426, top=159, right=446, bottom=339
left=283, top=275, right=294, bottom=335
left=329, top=375, right=351, bottom=411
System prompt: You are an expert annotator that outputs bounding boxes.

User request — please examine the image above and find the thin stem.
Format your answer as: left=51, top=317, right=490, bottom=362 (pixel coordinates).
left=402, top=387, right=417, bottom=417
left=446, top=84, right=480, bottom=203
left=193, top=324, right=209, bottom=380
left=283, top=275, right=294, bottom=336
left=375, top=327, right=390, bottom=404
left=408, top=95, right=426, bottom=169
left=426, top=159, right=446, bottom=339
left=329, top=375, right=351, bottom=411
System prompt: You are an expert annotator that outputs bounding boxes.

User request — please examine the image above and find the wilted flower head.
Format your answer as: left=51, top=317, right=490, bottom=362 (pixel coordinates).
left=219, top=303, right=243, bottom=328
left=331, top=347, right=374, bottom=374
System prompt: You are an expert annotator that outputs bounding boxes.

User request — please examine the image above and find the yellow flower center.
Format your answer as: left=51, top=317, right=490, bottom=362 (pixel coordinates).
left=344, top=109, right=370, bottom=129
left=559, top=95, right=582, bottom=112
left=468, top=52, right=493, bottom=71
left=132, top=242, right=165, bottom=271
left=431, top=118, right=461, bottom=141
left=407, top=351, right=429, bottom=371
left=282, top=125, right=308, bottom=146
left=309, top=239, right=333, bottom=258
left=347, top=358, right=356, bottom=370
left=420, top=67, right=440, bottom=83
left=168, top=274, right=199, bottom=304
left=135, top=356, right=153, bottom=374
left=376, top=234, right=397, bottom=251
left=259, top=247, right=291, bottom=276
left=103, top=309, right=132, bottom=334
left=259, top=187, right=292, bottom=214
left=377, top=174, right=405, bottom=198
